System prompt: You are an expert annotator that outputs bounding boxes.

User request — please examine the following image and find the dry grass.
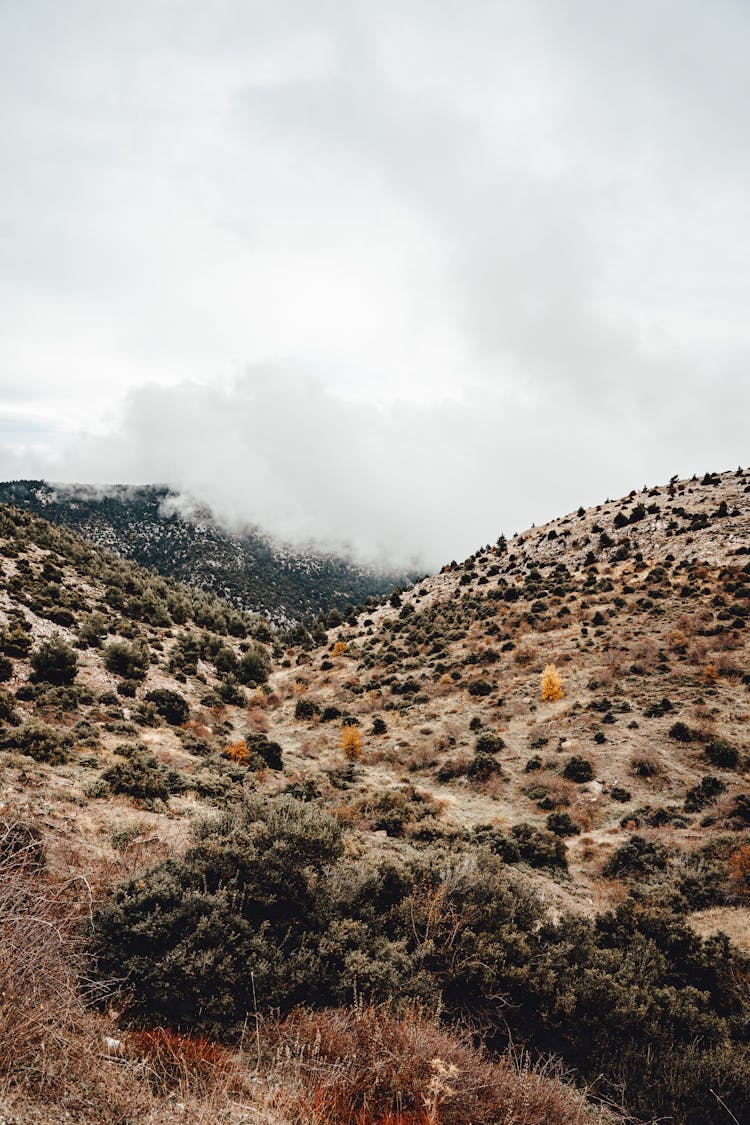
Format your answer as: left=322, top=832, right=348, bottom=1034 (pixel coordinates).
left=689, top=906, right=750, bottom=954
left=0, top=818, right=260, bottom=1123
left=268, top=1004, right=619, bottom=1125
left=128, top=1026, right=241, bottom=1096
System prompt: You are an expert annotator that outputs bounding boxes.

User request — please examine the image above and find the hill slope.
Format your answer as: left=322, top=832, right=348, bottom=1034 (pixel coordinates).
left=0, top=468, right=749, bottom=1124
left=281, top=466, right=750, bottom=913
left=0, top=480, right=415, bottom=624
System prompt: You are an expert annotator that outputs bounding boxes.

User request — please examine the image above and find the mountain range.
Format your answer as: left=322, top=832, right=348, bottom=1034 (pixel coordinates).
left=0, top=480, right=416, bottom=624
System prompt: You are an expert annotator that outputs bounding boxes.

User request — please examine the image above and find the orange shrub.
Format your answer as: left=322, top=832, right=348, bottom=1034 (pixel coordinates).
left=332, top=641, right=348, bottom=657
left=341, top=726, right=362, bottom=760
left=224, top=740, right=250, bottom=764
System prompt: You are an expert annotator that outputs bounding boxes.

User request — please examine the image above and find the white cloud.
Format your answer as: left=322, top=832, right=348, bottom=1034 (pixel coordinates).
left=1, top=368, right=746, bottom=570
left=0, top=1, right=748, bottom=563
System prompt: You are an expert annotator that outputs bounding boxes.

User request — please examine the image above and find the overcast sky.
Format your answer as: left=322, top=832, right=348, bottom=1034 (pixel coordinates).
left=0, top=0, right=748, bottom=567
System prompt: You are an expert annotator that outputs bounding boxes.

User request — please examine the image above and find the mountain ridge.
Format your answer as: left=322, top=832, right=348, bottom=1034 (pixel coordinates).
left=0, top=479, right=417, bottom=624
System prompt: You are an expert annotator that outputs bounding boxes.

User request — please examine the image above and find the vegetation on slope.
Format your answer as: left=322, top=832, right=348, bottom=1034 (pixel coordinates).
left=0, top=468, right=749, bottom=1123
left=0, top=480, right=417, bottom=623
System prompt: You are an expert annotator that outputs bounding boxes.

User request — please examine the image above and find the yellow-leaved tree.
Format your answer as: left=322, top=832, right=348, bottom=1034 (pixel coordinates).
left=541, top=664, right=564, bottom=702
left=341, top=726, right=362, bottom=760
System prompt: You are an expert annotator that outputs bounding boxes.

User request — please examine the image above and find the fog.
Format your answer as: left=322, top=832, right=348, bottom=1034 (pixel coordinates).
left=1, top=2, right=748, bottom=566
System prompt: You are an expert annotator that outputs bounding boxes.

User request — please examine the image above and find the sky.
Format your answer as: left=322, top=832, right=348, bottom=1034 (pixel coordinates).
left=0, top=0, right=748, bottom=568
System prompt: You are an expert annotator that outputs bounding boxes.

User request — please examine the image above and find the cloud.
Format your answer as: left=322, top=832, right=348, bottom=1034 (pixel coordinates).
left=2, top=367, right=746, bottom=571
left=0, top=2, right=748, bottom=564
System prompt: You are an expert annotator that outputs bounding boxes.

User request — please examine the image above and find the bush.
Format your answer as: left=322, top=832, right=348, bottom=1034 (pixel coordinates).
left=295, top=698, right=320, bottom=721
left=102, top=750, right=174, bottom=800
left=475, top=732, right=505, bottom=755
left=562, top=756, right=594, bottom=783
left=603, top=834, right=669, bottom=879
left=246, top=733, right=283, bottom=771
left=0, top=687, right=17, bottom=724
left=685, top=775, right=726, bottom=813
left=669, top=721, right=697, bottom=743
left=466, top=752, right=503, bottom=782
left=630, top=754, right=661, bottom=778
left=468, top=679, right=493, bottom=697
left=0, top=627, right=31, bottom=659
left=705, top=739, right=740, bottom=769
left=0, top=722, right=71, bottom=764
left=510, top=823, right=568, bottom=870
left=540, top=664, right=564, bottom=702
left=90, top=798, right=345, bottom=1025
left=103, top=639, right=149, bottom=680
left=236, top=642, right=271, bottom=685
left=0, top=815, right=45, bottom=869
left=341, top=726, right=362, bottom=761
left=30, top=636, right=78, bottom=685
left=0, top=655, right=12, bottom=682
left=546, top=811, right=579, bottom=837
left=215, top=675, right=246, bottom=706
left=88, top=812, right=750, bottom=1125
left=144, top=688, right=190, bottom=726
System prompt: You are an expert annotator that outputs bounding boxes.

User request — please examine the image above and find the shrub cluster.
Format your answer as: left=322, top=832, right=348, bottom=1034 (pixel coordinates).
left=90, top=798, right=750, bottom=1124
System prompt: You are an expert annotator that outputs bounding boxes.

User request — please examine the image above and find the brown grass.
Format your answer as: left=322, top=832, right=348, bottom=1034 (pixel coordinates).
left=128, top=1027, right=240, bottom=1096
left=0, top=823, right=145, bottom=1118
left=268, top=1004, right=617, bottom=1125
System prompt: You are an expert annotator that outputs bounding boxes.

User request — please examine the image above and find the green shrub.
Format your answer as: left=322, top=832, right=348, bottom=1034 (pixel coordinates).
left=87, top=810, right=750, bottom=1125
left=704, top=739, right=740, bottom=769
left=295, top=698, right=320, bottom=721
left=546, top=811, right=579, bottom=837
left=475, top=732, right=505, bottom=754
left=236, top=642, right=271, bottom=685
left=685, top=775, right=726, bottom=813
left=0, top=722, right=72, bottom=764
left=34, top=684, right=80, bottom=713
left=510, top=823, right=568, bottom=870
left=603, top=834, right=669, bottom=879
left=102, top=748, right=177, bottom=800
left=246, top=733, right=283, bottom=771
left=466, top=752, right=503, bottom=782
left=103, top=639, right=149, bottom=680
left=90, top=798, right=345, bottom=1024
left=467, top=679, right=493, bottom=697
left=669, top=721, right=697, bottom=743
left=215, top=675, right=246, bottom=706
left=563, top=755, right=594, bottom=783
left=0, top=687, right=17, bottom=724
left=144, top=688, right=190, bottom=726
left=0, top=627, right=31, bottom=659
left=0, top=655, right=12, bottom=682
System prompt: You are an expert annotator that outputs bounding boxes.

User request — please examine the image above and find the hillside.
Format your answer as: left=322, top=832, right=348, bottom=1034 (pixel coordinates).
left=0, top=480, right=416, bottom=624
left=0, top=469, right=749, bottom=1124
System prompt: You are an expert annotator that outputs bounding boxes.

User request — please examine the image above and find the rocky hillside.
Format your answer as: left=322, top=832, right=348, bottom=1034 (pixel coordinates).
left=0, top=480, right=416, bottom=624
left=279, top=466, right=750, bottom=918
left=0, top=469, right=748, bottom=1125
